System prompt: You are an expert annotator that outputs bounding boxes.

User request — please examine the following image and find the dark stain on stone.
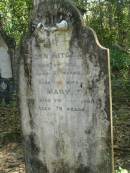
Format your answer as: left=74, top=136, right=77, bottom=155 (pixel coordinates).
left=52, top=160, right=71, bottom=173
left=80, top=83, right=83, bottom=88
left=27, top=98, right=35, bottom=128
left=54, top=166, right=70, bottom=173
left=76, top=164, right=91, bottom=173
left=76, top=27, right=96, bottom=55
left=24, top=133, right=48, bottom=173
left=21, top=37, right=33, bottom=89
left=30, top=158, right=49, bottom=173
left=52, top=160, right=93, bottom=173
left=85, top=129, right=91, bottom=135
left=29, top=133, right=40, bottom=156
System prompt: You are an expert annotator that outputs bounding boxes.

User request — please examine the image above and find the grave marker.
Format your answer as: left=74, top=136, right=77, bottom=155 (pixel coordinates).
left=19, top=0, right=113, bottom=172
left=0, top=30, right=14, bottom=104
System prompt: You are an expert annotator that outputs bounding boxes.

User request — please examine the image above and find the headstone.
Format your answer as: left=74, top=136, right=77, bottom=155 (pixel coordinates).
left=0, top=31, right=14, bottom=104
left=19, top=0, right=114, bottom=173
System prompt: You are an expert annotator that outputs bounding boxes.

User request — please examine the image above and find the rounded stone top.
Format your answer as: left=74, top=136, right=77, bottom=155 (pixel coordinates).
left=33, top=0, right=82, bottom=28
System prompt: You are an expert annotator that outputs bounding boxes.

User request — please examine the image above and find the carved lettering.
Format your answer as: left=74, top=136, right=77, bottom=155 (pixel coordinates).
left=47, top=89, right=70, bottom=95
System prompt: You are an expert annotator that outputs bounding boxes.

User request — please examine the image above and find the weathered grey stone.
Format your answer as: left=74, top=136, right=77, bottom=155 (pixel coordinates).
left=0, top=34, right=12, bottom=78
left=19, top=0, right=114, bottom=172
left=0, top=29, right=15, bottom=104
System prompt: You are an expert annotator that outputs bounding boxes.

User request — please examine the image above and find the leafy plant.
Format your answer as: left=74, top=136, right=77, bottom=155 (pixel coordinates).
left=0, top=0, right=32, bottom=44
left=110, top=48, right=130, bottom=81
left=115, top=167, right=128, bottom=173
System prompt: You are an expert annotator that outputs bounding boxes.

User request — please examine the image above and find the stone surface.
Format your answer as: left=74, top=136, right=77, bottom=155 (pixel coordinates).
left=0, top=34, right=12, bottom=78
left=19, top=0, right=113, bottom=173
left=0, top=31, right=15, bottom=104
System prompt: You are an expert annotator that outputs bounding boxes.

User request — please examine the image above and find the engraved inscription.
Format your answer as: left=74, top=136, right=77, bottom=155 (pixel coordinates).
left=32, top=43, right=89, bottom=114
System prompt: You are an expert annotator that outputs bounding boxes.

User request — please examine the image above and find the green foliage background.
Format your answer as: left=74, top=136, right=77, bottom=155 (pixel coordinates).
left=1, top=0, right=130, bottom=49
left=0, top=0, right=32, bottom=43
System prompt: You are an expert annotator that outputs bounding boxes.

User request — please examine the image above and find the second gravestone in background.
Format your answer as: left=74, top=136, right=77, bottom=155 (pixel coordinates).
left=19, top=0, right=113, bottom=172
left=0, top=30, right=14, bottom=104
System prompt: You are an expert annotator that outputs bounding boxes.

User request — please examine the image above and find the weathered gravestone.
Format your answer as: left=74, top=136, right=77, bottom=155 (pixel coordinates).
left=19, top=0, right=114, bottom=172
left=0, top=30, right=14, bottom=104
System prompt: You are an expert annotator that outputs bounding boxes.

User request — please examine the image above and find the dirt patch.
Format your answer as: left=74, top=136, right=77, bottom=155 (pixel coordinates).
left=0, top=143, right=25, bottom=173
